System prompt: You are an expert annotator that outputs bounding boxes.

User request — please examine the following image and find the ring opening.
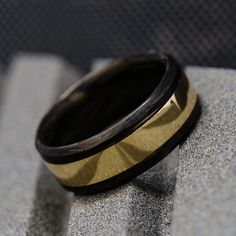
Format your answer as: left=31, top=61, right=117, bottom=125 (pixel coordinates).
left=40, top=58, right=166, bottom=147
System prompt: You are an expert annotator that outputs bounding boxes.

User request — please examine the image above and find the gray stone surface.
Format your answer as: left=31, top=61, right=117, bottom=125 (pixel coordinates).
left=172, top=67, right=236, bottom=236
left=67, top=67, right=236, bottom=236
left=0, top=55, right=79, bottom=236
left=0, top=59, right=235, bottom=236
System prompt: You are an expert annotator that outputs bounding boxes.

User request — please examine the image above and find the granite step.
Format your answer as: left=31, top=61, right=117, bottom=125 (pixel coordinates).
left=0, top=57, right=235, bottom=236
left=67, top=67, right=236, bottom=236
left=172, top=67, right=236, bottom=236
left=0, top=55, right=79, bottom=236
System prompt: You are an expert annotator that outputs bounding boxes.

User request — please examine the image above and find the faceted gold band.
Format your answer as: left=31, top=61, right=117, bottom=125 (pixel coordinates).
left=45, top=73, right=197, bottom=188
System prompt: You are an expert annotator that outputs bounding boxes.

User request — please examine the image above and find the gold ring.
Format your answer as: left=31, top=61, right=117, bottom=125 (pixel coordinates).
left=35, top=53, right=199, bottom=194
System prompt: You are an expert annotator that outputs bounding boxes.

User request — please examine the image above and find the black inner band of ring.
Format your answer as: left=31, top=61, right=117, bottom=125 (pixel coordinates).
left=48, top=60, right=165, bottom=147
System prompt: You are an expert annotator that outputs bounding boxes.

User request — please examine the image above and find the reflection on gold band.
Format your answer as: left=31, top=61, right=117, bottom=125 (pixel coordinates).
left=45, top=74, right=197, bottom=187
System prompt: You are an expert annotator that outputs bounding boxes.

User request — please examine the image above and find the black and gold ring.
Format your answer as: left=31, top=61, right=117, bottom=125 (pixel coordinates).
left=35, top=53, right=199, bottom=194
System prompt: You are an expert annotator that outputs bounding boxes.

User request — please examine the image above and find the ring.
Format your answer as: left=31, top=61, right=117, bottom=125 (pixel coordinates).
left=35, top=53, right=199, bottom=194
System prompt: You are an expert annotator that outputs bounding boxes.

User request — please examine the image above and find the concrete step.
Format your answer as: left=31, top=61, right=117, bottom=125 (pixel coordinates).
left=0, top=55, right=79, bottom=236
left=0, top=58, right=235, bottom=236
left=172, top=67, right=236, bottom=236
left=67, top=67, right=236, bottom=236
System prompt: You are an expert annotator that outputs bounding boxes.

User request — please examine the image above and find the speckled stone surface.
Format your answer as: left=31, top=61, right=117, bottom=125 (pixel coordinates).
left=0, top=60, right=235, bottom=236
left=172, top=67, right=236, bottom=236
left=67, top=67, right=236, bottom=236
left=0, top=55, right=78, bottom=236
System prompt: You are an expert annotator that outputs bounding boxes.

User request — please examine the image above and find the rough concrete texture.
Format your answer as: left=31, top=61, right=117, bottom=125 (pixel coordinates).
left=0, top=59, right=235, bottom=236
left=0, top=55, right=79, bottom=236
left=172, top=67, right=236, bottom=236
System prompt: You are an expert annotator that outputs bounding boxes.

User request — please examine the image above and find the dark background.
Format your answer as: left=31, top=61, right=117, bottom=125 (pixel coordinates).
left=0, top=0, right=235, bottom=72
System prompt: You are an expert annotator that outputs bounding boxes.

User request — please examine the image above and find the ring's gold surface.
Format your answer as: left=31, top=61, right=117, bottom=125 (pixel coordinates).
left=45, top=73, right=197, bottom=187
